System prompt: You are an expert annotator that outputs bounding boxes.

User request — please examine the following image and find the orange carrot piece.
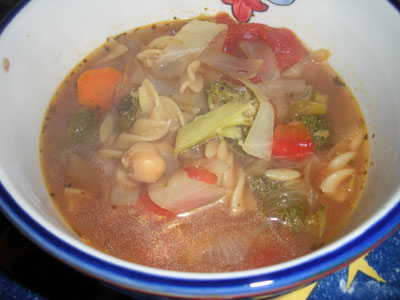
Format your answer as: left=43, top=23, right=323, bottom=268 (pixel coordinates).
left=77, top=67, right=122, bottom=111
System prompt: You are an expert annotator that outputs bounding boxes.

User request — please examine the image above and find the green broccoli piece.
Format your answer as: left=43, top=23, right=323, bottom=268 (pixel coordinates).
left=297, top=114, right=330, bottom=150
left=249, top=175, right=283, bottom=201
left=305, top=207, right=326, bottom=238
left=175, top=99, right=257, bottom=154
left=288, top=89, right=328, bottom=118
left=274, top=205, right=305, bottom=231
left=116, top=95, right=140, bottom=132
left=206, top=81, right=254, bottom=110
left=67, top=108, right=99, bottom=144
left=312, top=89, right=328, bottom=104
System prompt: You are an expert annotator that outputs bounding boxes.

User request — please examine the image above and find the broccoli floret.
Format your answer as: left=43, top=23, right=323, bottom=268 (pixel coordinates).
left=249, top=175, right=283, bottom=201
left=297, top=114, right=330, bottom=150
left=206, top=81, right=254, bottom=110
left=116, top=95, right=140, bottom=132
left=312, top=89, right=328, bottom=104
left=305, top=207, right=326, bottom=238
left=67, top=108, right=99, bottom=144
left=175, top=99, right=257, bottom=154
left=288, top=89, right=328, bottom=118
left=274, top=205, right=305, bottom=231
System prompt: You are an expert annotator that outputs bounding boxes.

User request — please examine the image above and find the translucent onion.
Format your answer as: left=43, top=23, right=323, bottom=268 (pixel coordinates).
left=155, top=141, right=180, bottom=176
left=98, top=39, right=128, bottom=63
left=66, top=153, right=100, bottom=193
left=240, top=79, right=274, bottom=161
left=152, top=20, right=227, bottom=78
left=197, top=229, right=260, bottom=265
left=199, top=157, right=231, bottom=184
left=257, top=79, right=307, bottom=97
left=200, top=48, right=262, bottom=79
left=281, top=49, right=331, bottom=79
left=148, top=169, right=231, bottom=214
left=110, top=185, right=140, bottom=206
left=240, top=40, right=280, bottom=81
left=269, top=95, right=289, bottom=124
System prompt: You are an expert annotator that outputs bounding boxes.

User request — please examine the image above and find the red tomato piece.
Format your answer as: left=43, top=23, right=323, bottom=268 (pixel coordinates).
left=217, top=13, right=307, bottom=71
left=138, top=187, right=175, bottom=218
left=271, top=123, right=315, bottom=159
left=183, top=166, right=217, bottom=185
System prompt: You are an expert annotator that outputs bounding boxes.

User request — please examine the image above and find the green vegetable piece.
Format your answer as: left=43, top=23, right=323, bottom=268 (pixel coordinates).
left=67, top=108, right=99, bottom=144
left=116, top=95, right=140, bottom=132
left=289, top=89, right=328, bottom=118
left=206, top=81, right=254, bottom=110
left=305, top=207, right=326, bottom=238
left=175, top=99, right=257, bottom=154
left=289, top=99, right=327, bottom=118
left=274, top=205, right=305, bottom=231
left=297, top=114, right=330, bottom=150
left=312, top=90, right=328, bottom=104
left=249, top=175, right=283, bottom=201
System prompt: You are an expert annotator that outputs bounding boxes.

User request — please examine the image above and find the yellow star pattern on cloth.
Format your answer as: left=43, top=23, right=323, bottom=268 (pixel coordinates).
left=272, top=252, right=387, bottom=300
left=346, top=253, right=386, bottom=289
left=275, top=282, right=317, bottom=300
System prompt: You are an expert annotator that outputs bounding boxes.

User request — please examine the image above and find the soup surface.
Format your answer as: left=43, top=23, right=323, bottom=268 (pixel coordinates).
left=40, top=14, right=369, bottom=272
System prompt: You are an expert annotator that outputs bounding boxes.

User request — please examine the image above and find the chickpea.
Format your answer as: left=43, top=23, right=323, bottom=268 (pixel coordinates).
left=121, top=142, right=166, bottom=183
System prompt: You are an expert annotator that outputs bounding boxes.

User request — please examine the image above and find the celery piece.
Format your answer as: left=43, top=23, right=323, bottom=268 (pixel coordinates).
left=175, top=100, right=256, bottom=154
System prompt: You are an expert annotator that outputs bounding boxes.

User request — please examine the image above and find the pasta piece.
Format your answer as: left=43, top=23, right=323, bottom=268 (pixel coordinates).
left=179, top=60, right=204, bottom=94
left=349, top=130, right=364, bottom=150
left=132, top=119, right=168, bottom=135
left=137, top=48, right=163, bottom=68
left=230, top=167, right=246, bottom=215
left=136, top=36, right=173, bottom=68
left=98, top=148, right=124, bottom=160
left=112, top=122, right=171, bottom=150
left=221, top=152, right=235, bottom=189
left=138, top=78, right=161, bottom=114
left=159, top=96, right=185, bottom=126
left=216, top=139, right=229, bottom=161
left=265, top=168, right=301, bottom=181
left=320, top=168, right=355, bottom=197
left=99, top=113, right=115, bottom=144
left=205, top=139, right=219, bottom=158
left=328, top=151, right=357, bottom=173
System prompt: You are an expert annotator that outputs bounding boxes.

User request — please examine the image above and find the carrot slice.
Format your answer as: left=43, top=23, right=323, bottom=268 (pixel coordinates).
left=77, top=67, right=122, bottom=111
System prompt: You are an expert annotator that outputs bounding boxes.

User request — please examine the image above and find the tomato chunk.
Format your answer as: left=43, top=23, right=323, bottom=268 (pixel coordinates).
left=217, top=13, right=307, bottom=71
left=271, top=123, right=315, bottom=158
left=183, top=166, right=217, bottom=185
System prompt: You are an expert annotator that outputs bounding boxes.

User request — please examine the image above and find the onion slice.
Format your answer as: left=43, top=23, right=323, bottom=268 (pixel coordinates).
left=240, top=40, right=280, bottom=81
left=152, top=20, right=227, bottom=78
left=281, top=49, right=331, bottom=79
left=148, top=169, right=231, bottom=214
left=200, top=48, right=262, bottom=79
left=256, top=79, right=306, bottom=97
left=240, top=79, right=274, bottom=161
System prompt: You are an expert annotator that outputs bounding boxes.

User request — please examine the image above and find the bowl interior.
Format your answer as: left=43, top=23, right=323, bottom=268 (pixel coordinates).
left=0, top=0, right=399, bottom=296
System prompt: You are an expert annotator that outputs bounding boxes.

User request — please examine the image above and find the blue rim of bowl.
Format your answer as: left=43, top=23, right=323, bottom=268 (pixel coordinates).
left=1, top=1, right=400, bottom=298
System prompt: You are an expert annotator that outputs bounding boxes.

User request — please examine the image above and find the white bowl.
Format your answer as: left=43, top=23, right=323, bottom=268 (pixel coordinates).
left=0, top=0, right=399, bottom=298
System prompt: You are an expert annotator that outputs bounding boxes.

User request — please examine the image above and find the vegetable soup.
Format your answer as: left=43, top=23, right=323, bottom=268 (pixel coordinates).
left=40, top=14, right=369, bottom=272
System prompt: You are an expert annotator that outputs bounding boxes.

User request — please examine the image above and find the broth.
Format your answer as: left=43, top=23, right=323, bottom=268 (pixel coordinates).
left=40, top=14, right=368, bottom=272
